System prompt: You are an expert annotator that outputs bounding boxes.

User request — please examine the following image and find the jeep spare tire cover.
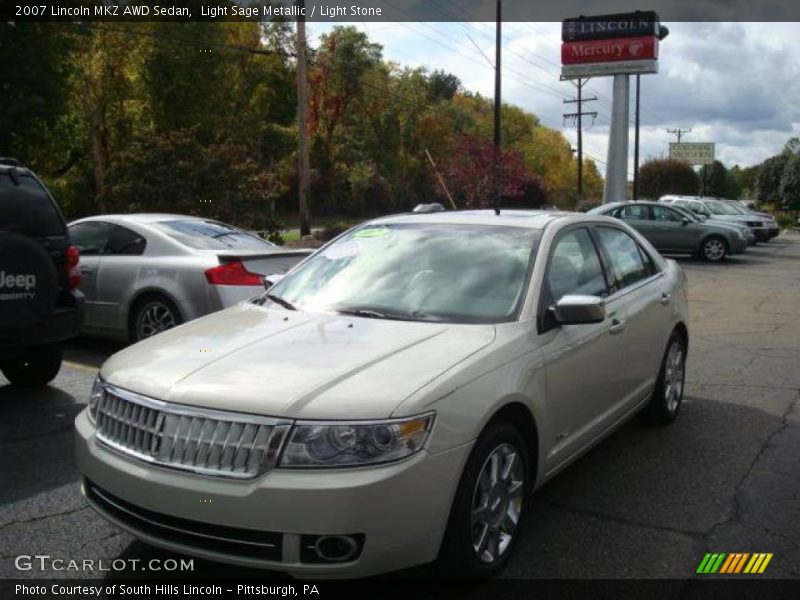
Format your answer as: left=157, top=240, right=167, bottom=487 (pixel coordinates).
left=0, top=232, right=58, bottom=331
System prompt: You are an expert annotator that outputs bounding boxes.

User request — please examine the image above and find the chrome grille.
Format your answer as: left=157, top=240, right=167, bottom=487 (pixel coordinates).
left=94, top=384, right=291, bottom=479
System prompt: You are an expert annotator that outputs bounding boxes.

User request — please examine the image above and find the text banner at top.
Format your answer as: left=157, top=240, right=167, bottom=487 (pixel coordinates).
left=6, top=0, right=800, bottom=22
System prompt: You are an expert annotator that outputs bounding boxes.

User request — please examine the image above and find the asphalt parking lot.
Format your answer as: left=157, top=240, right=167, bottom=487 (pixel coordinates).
left=1, top=232, right=798, bottom=581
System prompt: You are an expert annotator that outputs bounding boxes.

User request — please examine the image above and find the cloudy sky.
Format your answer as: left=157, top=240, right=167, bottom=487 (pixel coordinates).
left=309, top=21, right=800, bottom=176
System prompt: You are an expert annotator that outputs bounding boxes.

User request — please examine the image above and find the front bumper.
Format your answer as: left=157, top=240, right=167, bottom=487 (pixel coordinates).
left=75, top=410, right=470, bottom=578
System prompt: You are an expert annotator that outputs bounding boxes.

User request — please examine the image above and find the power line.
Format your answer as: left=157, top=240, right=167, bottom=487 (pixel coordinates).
left=667, top=128, right=692, bottom=143
left=564, top=78, right=598, bottom=201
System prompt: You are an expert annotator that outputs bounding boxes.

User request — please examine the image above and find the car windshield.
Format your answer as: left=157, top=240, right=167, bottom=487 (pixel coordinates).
left=705, top=200, right=744, bottom=216
left=155, top=220, right=276, bottom=250
left=267, top=222, right=540, bottom=324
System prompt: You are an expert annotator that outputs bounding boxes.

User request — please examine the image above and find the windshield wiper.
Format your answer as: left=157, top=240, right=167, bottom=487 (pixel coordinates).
left=336, top=308, right=392, bottom=319
left=335, top=307, right=444, bottom=322
left=265, top=294, right=297, bottom=311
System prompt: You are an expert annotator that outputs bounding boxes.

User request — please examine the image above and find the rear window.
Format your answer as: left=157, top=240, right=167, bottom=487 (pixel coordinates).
left=154, top=220, right=276, bottom=250
left=0, top=171, right=65, bottom=237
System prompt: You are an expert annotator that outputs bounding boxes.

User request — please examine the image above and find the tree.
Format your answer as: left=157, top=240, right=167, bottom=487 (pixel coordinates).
left=638, top=159, right=700, bottom=199
left=442, top=135, right=528, bottom=208
left=778, top=152, right=800, bottom=213
left=703, top=160, right=740, bottom=199
left=756, top=153, right=790, bottom=204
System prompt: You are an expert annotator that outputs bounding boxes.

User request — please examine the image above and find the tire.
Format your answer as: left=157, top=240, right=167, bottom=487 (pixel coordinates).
left=700, top=236, right=728, bottom=262
left=438, top=420, right=530, bottom=579
left=642, top=331, right=686, bottom=425
left=130, top=295, right=182, bottom=343
left=1, top=343, right=63, bottom=387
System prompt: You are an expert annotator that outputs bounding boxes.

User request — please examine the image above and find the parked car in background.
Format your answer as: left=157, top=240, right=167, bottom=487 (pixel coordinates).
left=724, top=200, right=780, bottom=239
left=68, top=214, right=312, bottom=342
left=589, top=201, right=748, bottom=261
left=659, top=196, right=772, bottom=242
left=0, top=158, right=84, bottom=386
left=77, top=210, right=689, bottom=579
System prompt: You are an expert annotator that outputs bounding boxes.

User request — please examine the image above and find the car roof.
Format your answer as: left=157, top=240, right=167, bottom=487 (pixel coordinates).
left=71, top=213, right=209, bottom=225
left=368, top=209, right=575, bottom=230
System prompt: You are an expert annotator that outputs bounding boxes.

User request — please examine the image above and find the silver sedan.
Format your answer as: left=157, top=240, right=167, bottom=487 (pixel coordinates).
left=68, top=214, right=311, bottom=342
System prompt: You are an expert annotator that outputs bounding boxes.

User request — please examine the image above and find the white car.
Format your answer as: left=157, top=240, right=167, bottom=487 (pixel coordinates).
left=75, top=210, right=689, bottom=578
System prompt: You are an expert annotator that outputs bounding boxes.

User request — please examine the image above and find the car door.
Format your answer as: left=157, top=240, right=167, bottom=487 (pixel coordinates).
left=650, top=205, right=695, bottom=251
left=594, top=225, right=671, bottom=409
left=615, top=204, right=659, bottom=246
left=94, top=223, right=148, bottom=333
left=537, top=226, right=628, bottom=471
left=68, top=221, right=114, bottom=329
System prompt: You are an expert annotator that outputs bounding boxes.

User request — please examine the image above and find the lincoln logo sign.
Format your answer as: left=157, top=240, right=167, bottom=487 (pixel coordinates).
left=562, top=36, right=658, bottom=65
left=562, top=11, right=660, bottom=42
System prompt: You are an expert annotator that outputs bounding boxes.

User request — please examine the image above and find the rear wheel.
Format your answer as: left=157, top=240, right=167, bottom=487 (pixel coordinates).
left=438, top=420, right=529, bottom=578
left=130, top=295, right=182, bottom=343
left=701, top=236, right=728, bottom=262
left=1, top=343, right=63, bottom=387
left=643, top=332, right=686, bottom=424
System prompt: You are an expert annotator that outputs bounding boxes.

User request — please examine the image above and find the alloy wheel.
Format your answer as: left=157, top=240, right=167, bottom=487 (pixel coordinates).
left=703, top=239, right=726, bottom=261
left=470, top=443, right=525, bottom=564
left=663, top=340, right=685, bottom=414
left=136, top=301, right=178, bottom=340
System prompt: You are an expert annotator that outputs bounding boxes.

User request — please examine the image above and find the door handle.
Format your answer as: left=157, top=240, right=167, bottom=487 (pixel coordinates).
left=609, top=318, right=626, bottom=335
left=660, top=292, right=671, bottom=306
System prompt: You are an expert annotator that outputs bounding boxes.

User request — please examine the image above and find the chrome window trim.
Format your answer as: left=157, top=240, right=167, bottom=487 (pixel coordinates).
left=95, top=383, right=293, bottom=480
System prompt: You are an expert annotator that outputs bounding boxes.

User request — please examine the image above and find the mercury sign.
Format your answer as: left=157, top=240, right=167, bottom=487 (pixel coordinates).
left=669, top=143, right=716, bottom=165
left=562, top=36, right=659, bottom=65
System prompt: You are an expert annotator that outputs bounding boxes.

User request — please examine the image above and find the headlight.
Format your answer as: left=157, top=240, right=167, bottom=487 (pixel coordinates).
left=88, top=375, right=105, bottom=423
left=279, top=413, right=435, bottom=468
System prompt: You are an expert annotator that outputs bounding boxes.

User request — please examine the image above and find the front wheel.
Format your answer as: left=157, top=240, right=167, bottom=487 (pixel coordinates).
left=643, top=332, right=686, bottom=424
left=701, top=236, right=728, bottom=262
left=1, top=343, right=63, bottom=387
left=438, top=421, right=529, bottom=579
left=131, top=296, right=182, bottom=343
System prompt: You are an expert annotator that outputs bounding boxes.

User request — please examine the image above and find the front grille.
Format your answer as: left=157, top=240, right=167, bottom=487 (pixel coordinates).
left=746, top=221, right=762, bottom=227
left=95, top=384, right=292, bottom=479
left=85, top=481, right=283, bottom=562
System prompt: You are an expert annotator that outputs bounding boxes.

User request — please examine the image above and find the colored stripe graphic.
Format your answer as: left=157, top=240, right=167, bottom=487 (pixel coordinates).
left=699, top=552, right=773, bottom=574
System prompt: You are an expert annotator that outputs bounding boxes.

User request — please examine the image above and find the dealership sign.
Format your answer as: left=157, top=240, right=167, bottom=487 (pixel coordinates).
left=562, top=36, right=658, bottom=65
left=561, top=11, right=663, bottom=79
left=670, top=142, right=715, bottom=165
left=562, top=11, right=660, bottom=42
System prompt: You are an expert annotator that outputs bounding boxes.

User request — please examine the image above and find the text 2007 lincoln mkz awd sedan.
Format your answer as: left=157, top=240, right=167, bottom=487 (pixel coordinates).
left=75, top=210, right=689, bottom=579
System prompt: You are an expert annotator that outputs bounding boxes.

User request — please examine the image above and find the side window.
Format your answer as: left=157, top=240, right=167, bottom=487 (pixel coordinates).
left=596, top=227, right=651, bottom=291
left=68, top=221, right=113, bottom=256
left=107, top=224, right=146, bottom=256
left=620, top=204, right=649, bottom=220
left=545, top=228, right=608, bottom=305
left=652, top=206, right=682, bottom=222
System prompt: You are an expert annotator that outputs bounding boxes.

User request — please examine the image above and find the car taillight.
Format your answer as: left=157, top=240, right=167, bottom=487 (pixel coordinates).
left=204, top=261, right=264, bottom=286
left=65, top=245, right=81, bottom=290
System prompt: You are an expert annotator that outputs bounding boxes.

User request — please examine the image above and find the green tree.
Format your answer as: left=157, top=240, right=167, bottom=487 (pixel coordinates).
left=756, top=153, right=790, bottom=204
left=638, top=158, right=699, bottom=199
left=778, top=152, right=800, bottom=213
left=703, top=160, right=741, bottom=199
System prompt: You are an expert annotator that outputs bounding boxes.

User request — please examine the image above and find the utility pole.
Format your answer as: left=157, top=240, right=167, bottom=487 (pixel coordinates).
left=296, top=0, right=311, bottom=236
left=493, top=0, right=501, bottom=214
left=563, top=78, right=597, bottom=204
left=667, top=127, right=691, bottom=143
left=633, top=74, right=641, bottom=200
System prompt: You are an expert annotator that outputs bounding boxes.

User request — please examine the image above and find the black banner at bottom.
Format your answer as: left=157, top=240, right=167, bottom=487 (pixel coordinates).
left=3, top=579, right=800, bottom=600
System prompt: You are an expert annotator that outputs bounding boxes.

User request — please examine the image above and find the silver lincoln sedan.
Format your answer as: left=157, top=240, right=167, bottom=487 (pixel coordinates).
left=76, top=210, right=689, bottom=579
left=68, top=214, right=311, bottom=342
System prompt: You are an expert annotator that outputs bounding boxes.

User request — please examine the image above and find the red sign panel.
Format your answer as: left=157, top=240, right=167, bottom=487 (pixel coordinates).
left=561, top=36, right=658, bottom=65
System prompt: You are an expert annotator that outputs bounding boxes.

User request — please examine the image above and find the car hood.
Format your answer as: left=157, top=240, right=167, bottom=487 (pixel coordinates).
left=100, top=303, right=496, bottom=420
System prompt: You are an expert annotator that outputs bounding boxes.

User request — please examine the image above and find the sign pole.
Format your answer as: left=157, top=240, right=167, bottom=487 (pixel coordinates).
left=603, top=74, right=630, bottom=203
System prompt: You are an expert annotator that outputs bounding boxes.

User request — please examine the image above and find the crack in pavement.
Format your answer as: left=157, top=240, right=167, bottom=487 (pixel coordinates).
left=0, top=505, right=88, bottom=531
left=76, top=531, right=126, bottom=553
left=702, top=390, right=800, bottom=545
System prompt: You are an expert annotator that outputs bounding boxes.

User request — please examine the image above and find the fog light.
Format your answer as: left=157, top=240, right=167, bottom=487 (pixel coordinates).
left=300, top=534, right=364, bottom=563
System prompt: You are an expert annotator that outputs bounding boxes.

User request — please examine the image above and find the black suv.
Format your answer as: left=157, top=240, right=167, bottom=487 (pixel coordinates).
left=0, top=158, right=84, bottom=386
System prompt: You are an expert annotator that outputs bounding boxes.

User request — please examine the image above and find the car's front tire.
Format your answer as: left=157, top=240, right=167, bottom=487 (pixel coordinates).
left=700, top=236, right=728, bottom=262
left=438, top=420, right=529, bottom=579
left=0, top=343, right=63, bottom=387
left=643, top=331, right=686, bottom=424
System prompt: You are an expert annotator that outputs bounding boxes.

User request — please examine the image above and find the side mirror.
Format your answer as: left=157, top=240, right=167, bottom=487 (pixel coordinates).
left=551, top=294, right=606, bottom=325
left=682, top=217, right=691, bottom=225
left=264, top=273, right=284, bottom=290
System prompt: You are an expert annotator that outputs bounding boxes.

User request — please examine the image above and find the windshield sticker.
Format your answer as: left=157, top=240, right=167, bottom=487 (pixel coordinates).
left=353, top=227, right=391, bottom=239
left=323, top=240, right=361, bottom=260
